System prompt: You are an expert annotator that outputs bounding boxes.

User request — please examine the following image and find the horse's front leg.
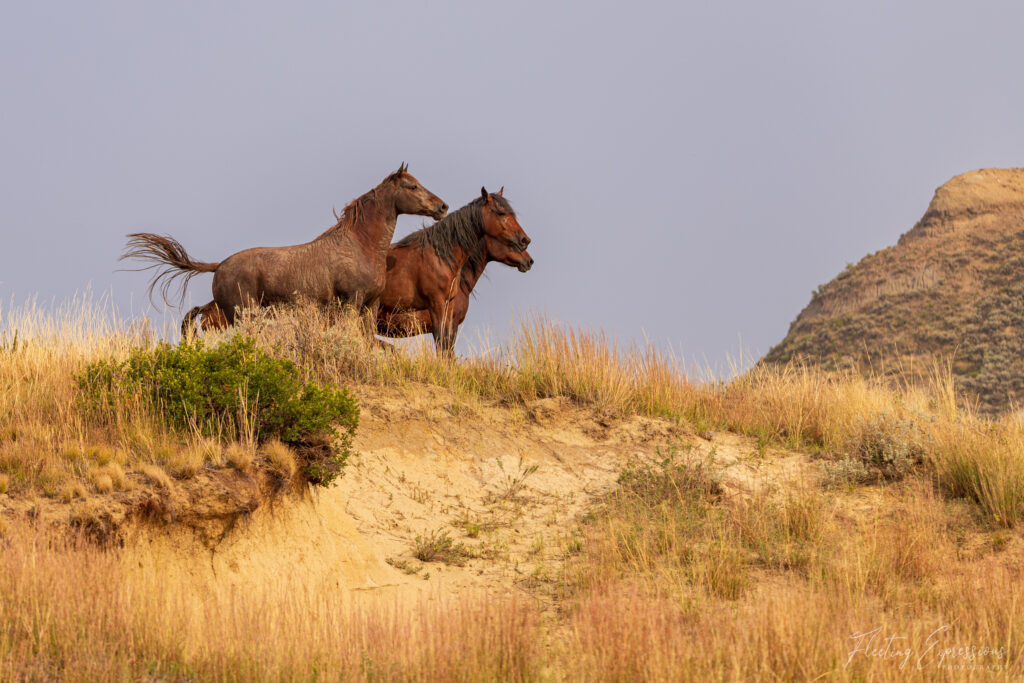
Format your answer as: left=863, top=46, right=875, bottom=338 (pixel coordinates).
left=428, top=302, right=458, bottom=360
left=439, top=323, right=458, bottom=359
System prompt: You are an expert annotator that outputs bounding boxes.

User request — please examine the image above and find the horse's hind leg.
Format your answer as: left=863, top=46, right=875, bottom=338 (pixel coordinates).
left=181, top=301, right=229, bottom=341
left=201, top=301, right=229, bottom=332
left=213, top=273, right=262, bottom=325
left=180, top=307, right=202, bottom=341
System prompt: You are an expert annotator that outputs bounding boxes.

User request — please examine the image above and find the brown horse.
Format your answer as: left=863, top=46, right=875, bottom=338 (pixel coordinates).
left=183, top=188, right=533, bottom=357
left=181, top=299, right=228, bottom=337
left=124, top=164, right=448, bottom=328
left=377, top=187, right=532, bottom=355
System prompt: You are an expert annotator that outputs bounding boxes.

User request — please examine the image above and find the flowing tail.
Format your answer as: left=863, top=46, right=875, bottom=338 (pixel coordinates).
left=120, top=233, right=220, bottom=307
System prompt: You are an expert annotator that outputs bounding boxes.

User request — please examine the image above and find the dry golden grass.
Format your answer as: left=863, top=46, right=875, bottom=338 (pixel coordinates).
left=90, top=472, right=113, bottom=494
left=222, top=303, right=947, bottom=449
left=2, top=470, right=1019, bottom=679
left=92, top=462, right=128, bottom=491
left=3, top=296, right=1024, bottom=527
left=0, top=296, right=197, bottom=497
left=3, top=296, right=1024, bottom=678
left=140, top=463, right=172, bottom=490
left=557, top=471, right=1021, bottom=680
left=163, top=436, right=218, bottom=479
left=0, top=523, right=542, bottom=681
left=224, top=442, right=254, bottom=473
left=261, top=438, right=296, bottom=478
left=57, top=481, right=87, bottom=503
left=561, top=564, right=1020, bottom=681
left=929, top=419, right=1024, bottom=528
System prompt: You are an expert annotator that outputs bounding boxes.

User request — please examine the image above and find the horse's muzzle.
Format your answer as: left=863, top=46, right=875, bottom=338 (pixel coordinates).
left=517, top=255, right=534, bottom=273
left=432, top=204, right=449, bottom=220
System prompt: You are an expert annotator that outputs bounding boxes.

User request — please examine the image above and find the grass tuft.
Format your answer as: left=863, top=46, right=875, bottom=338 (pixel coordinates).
left=224, top=442, right=254, bottom=473
left=412, top=529, right=474, bottom=565
left=261, top=439, right=297, bottom=478
left=90, top=472, right=114, bottom=494
left=141, top=464, right=172, bottom=489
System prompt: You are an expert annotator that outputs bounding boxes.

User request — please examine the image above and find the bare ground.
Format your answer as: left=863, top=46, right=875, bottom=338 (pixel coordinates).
left=63, top=382, right=821, bottom=604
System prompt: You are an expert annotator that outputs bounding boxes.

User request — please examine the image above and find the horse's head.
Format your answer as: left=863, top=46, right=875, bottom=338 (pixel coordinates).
left=479, top=186, right=531, bottom=253
left=479, top=187, right=533, bottom=272
left=485, top=237, right=534, bottom=272
left=385, top=163, right=448, bottom=220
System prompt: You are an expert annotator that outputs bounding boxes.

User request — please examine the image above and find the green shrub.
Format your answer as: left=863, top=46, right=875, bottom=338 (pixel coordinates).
left=77, top=336, right=358, bottom=486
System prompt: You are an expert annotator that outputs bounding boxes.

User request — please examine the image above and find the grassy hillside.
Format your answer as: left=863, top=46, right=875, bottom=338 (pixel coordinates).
left=2, top=297, right=1024, bottom=679
left=765, top=168, right=1024, bottom=415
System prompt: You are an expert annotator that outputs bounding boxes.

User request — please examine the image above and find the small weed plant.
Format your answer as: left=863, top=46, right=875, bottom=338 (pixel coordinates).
left=412, top=529, right=473, bottom=565
left=487, top=456, right=540, bottom=503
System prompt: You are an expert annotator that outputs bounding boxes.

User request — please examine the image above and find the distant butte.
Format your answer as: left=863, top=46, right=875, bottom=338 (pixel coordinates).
left=764, top=168, right=1024, bottom=414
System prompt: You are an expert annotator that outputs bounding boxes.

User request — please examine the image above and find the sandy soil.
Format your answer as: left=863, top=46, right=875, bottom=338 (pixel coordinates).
left=119, top=383, right=821, bottom=601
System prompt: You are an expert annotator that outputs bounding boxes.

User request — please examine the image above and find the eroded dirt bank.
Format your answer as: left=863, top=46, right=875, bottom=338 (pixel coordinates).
left=118, top=383, right=819, bottom=600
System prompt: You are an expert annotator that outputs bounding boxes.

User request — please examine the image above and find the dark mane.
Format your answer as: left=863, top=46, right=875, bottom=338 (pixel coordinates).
left=393, top=194, right=513, bottom=276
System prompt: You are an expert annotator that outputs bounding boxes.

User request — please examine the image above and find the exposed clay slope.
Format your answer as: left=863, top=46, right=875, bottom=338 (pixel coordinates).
left=764, top=168, right=1024, bottom=413
left=0, top=465, right=285, bottom=546
left=26, top=383, right=818, bottom=600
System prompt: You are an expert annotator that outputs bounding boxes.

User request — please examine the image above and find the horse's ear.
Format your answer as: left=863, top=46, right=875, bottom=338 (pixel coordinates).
left=497, top=186, right=504, bottom=196
left=398, top=162, right=408, bottom=174
left=481, top=186, right=491, bottom=203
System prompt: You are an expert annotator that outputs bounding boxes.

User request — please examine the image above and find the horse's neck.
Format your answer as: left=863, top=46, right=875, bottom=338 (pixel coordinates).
left=319, top=192, right=398, bottom=257
left=357, top=197, right=399, bottom=256
left=455, top=240, right=489, bottom=295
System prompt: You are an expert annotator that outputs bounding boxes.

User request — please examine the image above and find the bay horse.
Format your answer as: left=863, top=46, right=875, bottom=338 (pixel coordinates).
left=183, top=188, right=533, bottom=357
left=123, top=164, right=448, bottom=329
left=377, top=187, right=532, bottom=356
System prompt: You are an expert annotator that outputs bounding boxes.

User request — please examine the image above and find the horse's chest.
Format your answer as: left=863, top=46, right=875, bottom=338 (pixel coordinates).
left=372, top=266, right=387, bottom=290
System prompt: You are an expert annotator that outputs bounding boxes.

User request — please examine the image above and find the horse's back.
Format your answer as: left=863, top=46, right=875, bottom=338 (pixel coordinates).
left=213, top=243, right=329, bottom=309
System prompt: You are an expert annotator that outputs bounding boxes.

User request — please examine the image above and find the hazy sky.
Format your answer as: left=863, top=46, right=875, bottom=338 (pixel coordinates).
left=2, top=2, right=1023, bottom=367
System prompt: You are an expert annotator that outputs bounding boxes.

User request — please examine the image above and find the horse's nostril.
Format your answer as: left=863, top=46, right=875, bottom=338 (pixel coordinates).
left=522, top=237, right=531, bottom=248
left=441, top=203, right=448, bottom=212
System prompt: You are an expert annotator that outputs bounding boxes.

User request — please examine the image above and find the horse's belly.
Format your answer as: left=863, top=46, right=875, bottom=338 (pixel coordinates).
left=261, top=267, right=333, bottom=303
left=378, top=309, right=432, bottom=337
left=334, top=266, right=385, bottom=304
left=380, top=277, right=424, bottom=311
